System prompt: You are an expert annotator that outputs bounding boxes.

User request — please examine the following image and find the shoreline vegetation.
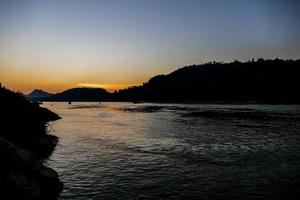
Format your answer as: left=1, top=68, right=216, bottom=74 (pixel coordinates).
left=0, top=86, right=63, bottom=199
left=27, top=58, right=300, bottom=104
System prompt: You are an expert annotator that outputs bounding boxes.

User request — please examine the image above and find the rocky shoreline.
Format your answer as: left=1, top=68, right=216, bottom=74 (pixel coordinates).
left=0, top=86, right=63, bottom=199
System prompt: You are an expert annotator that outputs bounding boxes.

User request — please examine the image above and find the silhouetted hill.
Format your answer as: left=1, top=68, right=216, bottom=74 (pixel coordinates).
left=26, top=89, right=53, bottom=101
left=41, top=59, right=300, bottom=103
left=47, top=87, right=109, bottom=101
left=112, top=59, right=300, bottom=103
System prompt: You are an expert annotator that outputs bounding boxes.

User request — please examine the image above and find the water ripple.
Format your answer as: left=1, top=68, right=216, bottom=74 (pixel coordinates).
left=44, top=102, right=300, bottom=200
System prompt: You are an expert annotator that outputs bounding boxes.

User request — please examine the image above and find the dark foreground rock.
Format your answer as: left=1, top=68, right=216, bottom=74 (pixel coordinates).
left=0, top=137, right=63, bottom=199
left=0, top=86, right=63, bottom=199
left=0, top=87, right=61, bottom=157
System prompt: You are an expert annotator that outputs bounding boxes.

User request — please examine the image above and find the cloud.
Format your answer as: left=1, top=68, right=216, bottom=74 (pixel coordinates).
left=77, top=82, right=135, bottom=92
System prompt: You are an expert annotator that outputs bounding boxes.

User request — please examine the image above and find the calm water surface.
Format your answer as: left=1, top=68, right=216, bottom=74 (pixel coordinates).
left=44, top=102, right=300, bottom=200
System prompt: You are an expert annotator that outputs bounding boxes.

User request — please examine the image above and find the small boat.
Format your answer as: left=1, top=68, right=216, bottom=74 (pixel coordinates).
left=68, top=101, right=72, bottom=105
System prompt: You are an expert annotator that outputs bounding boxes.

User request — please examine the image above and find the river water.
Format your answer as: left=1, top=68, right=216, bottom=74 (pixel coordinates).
left=44, top=102, right=300, bottom=200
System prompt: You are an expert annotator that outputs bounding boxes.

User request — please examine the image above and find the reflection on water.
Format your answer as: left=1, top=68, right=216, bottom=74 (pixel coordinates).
left=44, top=102, right=300, bottom=200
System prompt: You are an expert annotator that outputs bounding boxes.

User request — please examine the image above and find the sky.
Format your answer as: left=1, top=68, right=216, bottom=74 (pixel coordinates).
left=0, top=0, right=300, bottom=93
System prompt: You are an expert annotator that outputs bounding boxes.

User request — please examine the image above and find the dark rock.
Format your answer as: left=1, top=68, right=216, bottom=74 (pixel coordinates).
left=0, top=87, right=63, bottom=199
left=0, top=87, right=61, bottom=158
left=0, top=137, right=63, bottom=200
left=0, top=137, right=15, bottom=154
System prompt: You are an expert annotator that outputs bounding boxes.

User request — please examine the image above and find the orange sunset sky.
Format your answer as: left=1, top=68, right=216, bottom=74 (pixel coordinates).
left=1, top=0, right=300, bottom=94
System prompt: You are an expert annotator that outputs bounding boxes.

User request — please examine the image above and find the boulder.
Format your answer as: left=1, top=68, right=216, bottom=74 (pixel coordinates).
left=0, top=137, right=63, bottom=199
left=0, top=87, right=63, bottom=199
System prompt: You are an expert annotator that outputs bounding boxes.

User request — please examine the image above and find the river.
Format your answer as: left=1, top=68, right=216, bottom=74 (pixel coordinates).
left=44, top=102, right=300, bottom=200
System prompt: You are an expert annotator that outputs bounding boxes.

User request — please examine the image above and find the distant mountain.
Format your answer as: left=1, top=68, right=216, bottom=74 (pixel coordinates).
left=112, top=59, right=300, bottom=103
left=26, top=89, right=53, bottom=101
left=47, top=87, right=109, bottom=102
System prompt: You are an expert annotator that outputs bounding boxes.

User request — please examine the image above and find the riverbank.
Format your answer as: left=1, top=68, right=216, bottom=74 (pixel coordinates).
left=0, top=86, right=63, bottom=199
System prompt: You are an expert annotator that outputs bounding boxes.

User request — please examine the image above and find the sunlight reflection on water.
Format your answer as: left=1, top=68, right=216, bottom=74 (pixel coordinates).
left=44, top=102, right=300, bottom=200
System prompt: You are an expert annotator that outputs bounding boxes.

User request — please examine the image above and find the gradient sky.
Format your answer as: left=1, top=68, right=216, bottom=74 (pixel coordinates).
left=1, top=0, right=300, bottom=93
